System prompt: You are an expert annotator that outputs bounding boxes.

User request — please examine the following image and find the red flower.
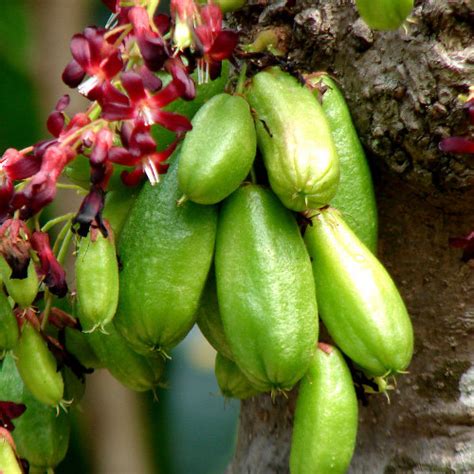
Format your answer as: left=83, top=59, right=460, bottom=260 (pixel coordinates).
left=0, top=403, right=26, bottom=432
left=194, top=4, right=238, bottom=80
left=100, top=60, right=193, bottom=131
left=62, top=27, right=123, bottom=98
left=72, top=185, right=107, bottom=237
left=439, top=98, right=474, bottom=155
left=108, top=120, right=177, bottom=186
left=129, top=6, right=171, bottom=72
left=439, top=137, right=474, bottom=154
left=0, top=149, right=42, bottom=220
left=31, top=231, right=68, bottom=297
left=12, top=146, right=76, bottom=219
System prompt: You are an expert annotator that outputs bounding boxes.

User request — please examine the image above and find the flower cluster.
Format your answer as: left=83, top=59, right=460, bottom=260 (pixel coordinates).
left=0, top=0, right=238, bottom=301
left=0, top=0, right=237, bottom=228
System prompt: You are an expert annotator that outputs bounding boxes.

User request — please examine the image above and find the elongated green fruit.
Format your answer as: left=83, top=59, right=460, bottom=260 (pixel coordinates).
left=102, top=187, right=139, bottom=242
left=355, top=0, right=414, bottom=30
left=178, top=93, right=256, bottom=204
left=0, top=429, right=22, bottom=474
left=0, top=257, right=38, bottom=308
left=0, top=354, right=70, bottom=469
left=86, top=322, right=164, bottom=392
left=290, top=343, right=358, bottom=474
left=14, top=322, right=64, bottom=406
left=64, top=326, right=102, bottom=369
left=0, top=287, right=19, bottom=354
left=216, top=185, right=318, bottom=392
left=196, top=268, right=233, bottom=360
left=75, top=227, right=119, bottom=332
left=304, top=208, right=413, bottom=376
left=246, top=67, right=339, bottom=211
left=116, top=154, right=217, bottom=354
left=309, top=74, right=378, bottom=253
left=152, top=60, right=230, bottom=150
left=62, top=366, right=85, bottom=407
left=215, top=353, right=259, bottom=399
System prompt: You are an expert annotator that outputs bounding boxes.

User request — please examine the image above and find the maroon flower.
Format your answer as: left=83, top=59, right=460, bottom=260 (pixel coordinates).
left=12, top=145, right=76, bottom=219
left=46, top=95, right=70, bottom=138
left=449, top=231, right=474, bottom=263
left=102, top=0, right=119, bottom=12
left=108, top=120, right=177, bottom=186
left=129, top=6, right=171, bottom=72
left=72, top=185, right=107, bottom=237
left=30, top=231, right=68, bottom=297
left=34, top=109, right=90, bottom=166
left=439, top=97, right=474, bottom=155
left=439, top=137, right=474, bottom=154
left=100, top=63, right=193, bottom=131
left=194, top=4, right=238, bottom=80
left=0, top=403, right=26, bottom=432
left=0, top=219, right=32, bottom=279
left=62, top=27, right=123, bottom=98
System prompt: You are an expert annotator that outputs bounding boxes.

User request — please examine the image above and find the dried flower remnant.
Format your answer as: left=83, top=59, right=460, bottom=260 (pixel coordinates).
left=0, top=220, right=32, bottom=279
left=30, top=232, right=68, bottom=298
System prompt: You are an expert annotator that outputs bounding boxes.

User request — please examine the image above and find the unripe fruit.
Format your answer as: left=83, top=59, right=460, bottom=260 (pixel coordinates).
left=178, top=93, right=256, bottom=205
left=304, top=207, right=413, bottom=376
left=246, top=67, right=339, bottom=211
left=290, top=344, right=358, bottom=474
left=216, top=184, right=318, bottom=392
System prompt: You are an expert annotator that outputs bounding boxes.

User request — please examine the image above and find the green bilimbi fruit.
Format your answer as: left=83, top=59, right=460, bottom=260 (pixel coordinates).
left=62, top=366, right=85, bottom=407
left=0, top=257, right=38, bottom=308
left=215, top=185, right=318, bottom=393
left=75, top=226, right=119, bottom=333
left=304, top=207, right=414, bottom=376
left=116, top=154, right=217, bottom=355
left=102, top=186, right=139, bottom=242
left=246, top=67, right=339, bottom=211
left=0, top=354, right=70, bottom=470
left=178, top=93, right=256, bottom=205
left=0, top=287, right=19, bottom=355
left=355, top=0, right=414, bottom=31
left=290, top=343, right=358, bottom=474
left=14, top=322, right=64, bottom=407
left=64, top=326, right=102, bottom=369
left=196, top=268, right=233, bottom=361
left=152, top=61, right=231, bottom=150
left=308, top=74, right=378, bottom=253
left=85, top=322, right=164, bottom=392
left=215, top=353, right=259, bottom=400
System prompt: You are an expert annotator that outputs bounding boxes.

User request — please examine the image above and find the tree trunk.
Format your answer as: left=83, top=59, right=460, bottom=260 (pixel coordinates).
left=227, top=1, right=474, bottom=472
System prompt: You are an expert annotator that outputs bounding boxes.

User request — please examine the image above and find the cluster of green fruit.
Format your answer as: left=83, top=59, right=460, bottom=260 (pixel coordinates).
left=0, top=65, right=414, bottom=473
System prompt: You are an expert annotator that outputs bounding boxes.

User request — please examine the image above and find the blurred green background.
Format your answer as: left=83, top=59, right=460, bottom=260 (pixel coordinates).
left=0, top=1, right=239, bottom=472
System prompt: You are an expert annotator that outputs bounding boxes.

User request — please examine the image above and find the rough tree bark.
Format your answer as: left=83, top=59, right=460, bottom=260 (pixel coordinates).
left=226, top=1, right=474, bottom=472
